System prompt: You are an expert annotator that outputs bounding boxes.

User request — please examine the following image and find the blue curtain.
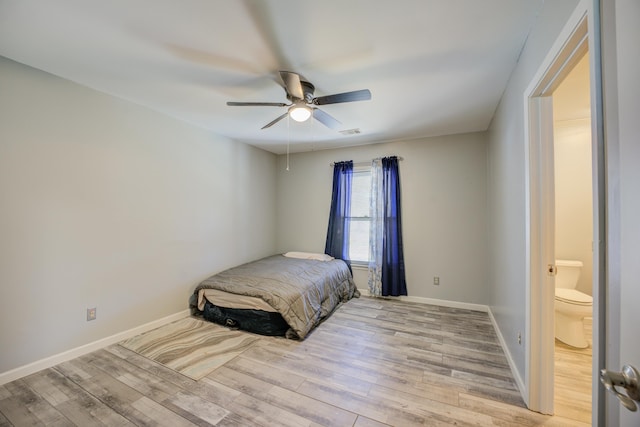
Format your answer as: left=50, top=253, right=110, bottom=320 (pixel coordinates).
left=381, top=156, right=407, bottom=296
left=325, top=161, right=353, bottom=270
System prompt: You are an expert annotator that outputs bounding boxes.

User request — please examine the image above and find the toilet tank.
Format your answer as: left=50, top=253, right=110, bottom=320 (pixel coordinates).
left=555, top=259, right=583, bottom=289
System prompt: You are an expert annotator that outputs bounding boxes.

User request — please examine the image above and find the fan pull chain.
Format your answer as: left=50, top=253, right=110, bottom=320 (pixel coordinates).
left=286, top=114, right=290, bottom=171
left=310, top=109, right=315, bottom=151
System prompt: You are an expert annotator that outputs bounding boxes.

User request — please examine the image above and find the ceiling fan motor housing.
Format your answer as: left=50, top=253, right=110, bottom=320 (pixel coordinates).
left=298, top=81, right=315, bottom=104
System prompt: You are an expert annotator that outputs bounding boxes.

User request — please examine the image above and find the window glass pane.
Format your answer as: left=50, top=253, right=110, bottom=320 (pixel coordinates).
left=349, top=220, right=370, bottom=262
left=351, top=172, right=371, bottom=218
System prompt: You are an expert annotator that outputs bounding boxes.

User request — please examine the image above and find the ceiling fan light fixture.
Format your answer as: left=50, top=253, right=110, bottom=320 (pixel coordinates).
left=289, top=105, right=311, bottom=122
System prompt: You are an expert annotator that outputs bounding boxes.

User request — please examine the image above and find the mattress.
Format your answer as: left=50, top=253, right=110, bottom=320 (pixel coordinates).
left=198, top=288, right=276, bottom=312
left=191, top=254, right=359, bottom=339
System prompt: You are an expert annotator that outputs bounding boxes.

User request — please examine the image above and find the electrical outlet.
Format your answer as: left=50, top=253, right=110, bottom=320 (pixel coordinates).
left=433, top=276, right=440, bottom=286
left=87, top=307, right=97, bottom=321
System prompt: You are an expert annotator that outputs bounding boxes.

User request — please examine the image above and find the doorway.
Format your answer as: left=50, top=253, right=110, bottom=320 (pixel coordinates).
left=550, top=51, right=593, bottom=423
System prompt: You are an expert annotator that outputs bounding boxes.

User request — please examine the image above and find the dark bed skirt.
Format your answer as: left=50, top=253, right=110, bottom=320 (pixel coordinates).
left=202, top=300, right=290, bottom=336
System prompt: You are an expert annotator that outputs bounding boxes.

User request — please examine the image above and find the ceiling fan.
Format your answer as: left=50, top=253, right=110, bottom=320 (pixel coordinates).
left=227, top=71, right=371, bottom=130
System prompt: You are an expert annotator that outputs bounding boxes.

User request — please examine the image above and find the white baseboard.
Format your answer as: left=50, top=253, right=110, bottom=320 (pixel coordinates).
left=357, top=288, right=489, bottom=312
left=487, top=308, right=527, bottom=402
left=0, top=309, right=191, bottom=386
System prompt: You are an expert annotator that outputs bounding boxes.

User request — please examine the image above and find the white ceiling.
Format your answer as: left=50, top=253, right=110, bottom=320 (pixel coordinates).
left=0, top=0, right=544, bottom=154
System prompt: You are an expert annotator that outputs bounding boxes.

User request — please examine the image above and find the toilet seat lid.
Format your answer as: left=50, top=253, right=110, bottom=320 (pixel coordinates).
left=555, top=288, right=593, bottom=305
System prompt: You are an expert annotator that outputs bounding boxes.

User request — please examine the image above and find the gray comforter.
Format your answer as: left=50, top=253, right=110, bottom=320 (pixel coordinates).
left=192, top=255, right=359, bottom=339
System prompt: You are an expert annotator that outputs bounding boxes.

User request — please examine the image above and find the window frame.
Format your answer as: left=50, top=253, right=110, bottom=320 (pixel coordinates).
left=348, top=166, right=372, bottom=266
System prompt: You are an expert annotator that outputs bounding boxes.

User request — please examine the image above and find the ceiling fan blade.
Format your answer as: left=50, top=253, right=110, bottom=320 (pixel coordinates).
left=313, top=89, right=371, bottom=105
left=227, top=102, right=288, bottom=107
left=279, top=71, right=304, bottom=100
left=312, top=108, right=341, bottom=130
left=261, top=112, right=289, bottom=129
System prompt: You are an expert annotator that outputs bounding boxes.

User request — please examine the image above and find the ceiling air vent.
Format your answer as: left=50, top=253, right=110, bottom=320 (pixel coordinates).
left=340, top=128, right=361, bottom=135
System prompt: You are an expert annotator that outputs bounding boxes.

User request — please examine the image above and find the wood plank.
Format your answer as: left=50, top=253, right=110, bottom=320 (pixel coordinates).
left=554, top=331, right=592, bottom=424
left=0, top=386, right=10, bottom=401
left=55, top=397, right=135, bottom=427
left=265, top=384, right=358, bottom=426
left=130, top=396, right=198, bottom=427
left=62, top=356, right=183, bottom=426
left=295, top=378, right=392, bottom=424
left=23, top=368, right=134, bottom=427
left=0, top=378, right=71, bottom=426
left=0, top=411, right=11, bottom=427
left=367, top=383, right=497, bottom=426
left=354, top=415, right=393, bottom=427
left=211, top=361, right=359, bottom=426
left=105, top=344, right=196, bottom=389
left=162, top=391, right=229, bottom=425
left=0, top=395, right=48, bottom=426
left=189, top=370, right=313, bottom=427
left=86, top=349, right=183, bottom=402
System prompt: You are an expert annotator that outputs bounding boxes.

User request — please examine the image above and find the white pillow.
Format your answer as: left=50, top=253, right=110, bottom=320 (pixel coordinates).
left=283, top=251, right=334, bottom=262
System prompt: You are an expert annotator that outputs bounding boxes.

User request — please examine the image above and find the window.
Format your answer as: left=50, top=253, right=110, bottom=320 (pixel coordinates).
left=348, top=169, right=371, bottom=263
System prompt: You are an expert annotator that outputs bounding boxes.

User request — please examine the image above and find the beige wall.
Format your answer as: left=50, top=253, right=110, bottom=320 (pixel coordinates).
left=553, top=120, right=593, bottom=295
left=0, top=56, right=277, bottom=374
left=275, top=133, right=489, bottom=305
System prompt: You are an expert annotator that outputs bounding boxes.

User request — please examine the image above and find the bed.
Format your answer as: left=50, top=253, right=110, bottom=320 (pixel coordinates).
left=190, top=253, right=359, bottom=339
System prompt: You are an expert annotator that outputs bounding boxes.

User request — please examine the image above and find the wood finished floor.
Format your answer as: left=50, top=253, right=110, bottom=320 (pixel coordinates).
left=554, top=318, right=592, bottom=424
left=0, top=297, right=591, bottom=426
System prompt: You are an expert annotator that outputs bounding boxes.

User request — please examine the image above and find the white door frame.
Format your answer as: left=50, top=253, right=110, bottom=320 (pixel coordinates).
left=597, top=0, right=631, bottom=423
left=524, top=1, right=605, bottom=420
left=526, top=92, right=557, bottom=414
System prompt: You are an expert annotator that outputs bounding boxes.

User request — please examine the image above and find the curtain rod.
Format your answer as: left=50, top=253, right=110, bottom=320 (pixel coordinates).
left=329, top=156, right=404, bottom=167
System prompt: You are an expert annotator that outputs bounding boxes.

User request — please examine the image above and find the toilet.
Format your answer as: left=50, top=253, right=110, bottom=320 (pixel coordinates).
left=554, top=259, right=593, bottom=348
